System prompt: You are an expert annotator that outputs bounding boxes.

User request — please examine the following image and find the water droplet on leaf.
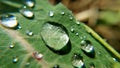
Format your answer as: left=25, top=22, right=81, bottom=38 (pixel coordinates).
left=24, top=0, right=35, bottom=8
left=61, top=11, right=65, bottom=15
left=41, top=22, right=69, bottom=51
left=53, top=64, right=59, bottom=68
left=0, top=14, right=18, bottom=28
left=9, top=44, right=15, bottom=49
left=25, top=62, right=30, bottom=66
left=19, top=6, right=34, bottom=18
left=26, top=30, right=33, bottom=36
left=33, top=52, right=43, bottom=60
left=49, top=11, right=54, bottom=17
left=80, top=40, right=95, bottom=58
left=75, top=32, right=79, bottom=36
left=70, top=28, right=74, bottom=33
left=72, top=53, right=85, bottom=68
left=90, top=63, right=95, bottom=68
left=12, top=56, right=19, bottom=63
left=76, top=21, right=80, bottom=25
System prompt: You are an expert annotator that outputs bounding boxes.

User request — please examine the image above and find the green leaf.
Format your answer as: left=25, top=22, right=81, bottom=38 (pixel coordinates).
left=0, top=0, right=120, bottom=68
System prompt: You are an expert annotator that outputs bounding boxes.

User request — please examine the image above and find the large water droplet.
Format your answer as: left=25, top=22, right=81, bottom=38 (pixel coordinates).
left=72, top=53, right=85, bottom=68
left=41, top=22, right=70, bottom=51
left=12, top=56, right=19, bottom=63
left=26, top=30, right=33, bottom=36
left=19, top=6, right=34, bottom=18
left=49, top=11, right=54, bottom=17
left=33, top=52, right=43, bottom=60
left=0, top=14, right=18, bottom=28
left=80, top=40, right=95, bottom=58
left=24, top=0, right=35, bottom=8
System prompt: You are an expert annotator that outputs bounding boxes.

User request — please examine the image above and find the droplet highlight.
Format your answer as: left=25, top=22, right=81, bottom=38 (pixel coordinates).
left=19, top=6, right=34, bottom=18
left=26, top=30, right=33, bottom=36
left=41, top=22, right=70, bottom=51
left=72, top=53, right=85, bottom=68
left=12, top=56, right=19, bottom=63
left=61, top=11, right=65, bottom=15
left=9, top=44, right=15, bottom=49
left=0, top=14, right=18, bottom=28
left=49, top=11, right=54, bottom=17
left=33, top=52, right=43, bottom=60
left=53, top=64, right=59, bottom=68
left=24, top=0, right=35, bottom=8
left=80, top=40, right=95, bottom=58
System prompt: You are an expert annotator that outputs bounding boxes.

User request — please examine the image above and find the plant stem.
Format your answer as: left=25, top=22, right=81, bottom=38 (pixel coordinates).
left=84, top=24, right=120, bottom=59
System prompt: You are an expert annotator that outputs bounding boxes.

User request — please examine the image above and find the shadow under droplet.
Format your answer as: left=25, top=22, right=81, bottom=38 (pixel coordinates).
left=46, top=40, right=71, bottom=55
left=82, top=49, right=95, bottom=58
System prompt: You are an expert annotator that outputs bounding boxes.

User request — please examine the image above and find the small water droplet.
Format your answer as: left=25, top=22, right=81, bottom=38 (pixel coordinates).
left=80, top=40, right=95, bottom=58
left=112, top=58, right=117, bottom=62
left=61, top=11, right=65, bottom=15
left=72, top=53, right=85, bottom=68
left=24, top=0, right=35, bottom=8
left=12, top=56, right=19, bottom=63
left=75, top=32, right=79, bottom=36
left=25, top=62, right=30, bottom=66
left=90, top=63, right=95, bottom=68
left=9, top=44, right=15, bottom=49
left=49, top=11, right=54, bottom=17
left=53, top=64, right=59, bottom=68
left=76, top=21, right=80, bottom=25
left=0, top=14, right=18, bottom=28
left=26, top=30, right=33, bottom=36
left=19, top=6, right=34, bottom=18
left=33, top=52, right=43, bottom=60
left=81, top=40, right=94, bottom=53
left=70, top=28, right=74, bottom=33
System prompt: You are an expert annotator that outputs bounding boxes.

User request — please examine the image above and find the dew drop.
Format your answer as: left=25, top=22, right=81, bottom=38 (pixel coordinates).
left=33, top=52, right=43, bottom=60
left=80, top=40, right=95, bottom=58
left=0, top=14, right=18, bottom=28
left=9, top=44, right=15, bottom=49
left=76, top=21, right=80, bottom=25
left=61, top=11, right=65, bottom=15
left=41, top=22, right=69, bottom=51
left=53, top=64, right=59, bottom=68
left=26, top=30, right=33, bottom=36
left=72, top=53, right=85, bottom=68
left=75, top=32, right=79, bottom=36
left=49, top=11, right=54, bottom=17
left=70, top=28, right=74, bottom=33
left=112, top=58, right=117, bottom=62
left=19, top=6, right=34, bottom=18
left=24, top=0, right=35, bottom=8
left=12, top=56, right=19, bottom=63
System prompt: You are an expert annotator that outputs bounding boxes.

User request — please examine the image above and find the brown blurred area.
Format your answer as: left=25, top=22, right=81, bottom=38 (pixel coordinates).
left=49, top=0, right=120, bottom=53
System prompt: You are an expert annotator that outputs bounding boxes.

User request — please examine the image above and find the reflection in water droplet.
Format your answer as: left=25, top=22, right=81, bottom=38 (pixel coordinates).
left=24, top=0, right=35, bottom=8
left=33, top=52, right=43, bottom=60
left=49, top=11, right=54, bottom=17
left=9, top=44, right=14, bottom=49
left=19, top=6, right=34, bottom=18
left=75, top=32, right=79, bottom=36
left=53, top=64, right=59, bottom=68
left=12, top=56, right=19, bottom=63
left=70, top=28, right=74, bottom=33
left=41, top=22, right=69, bottom=51
left=72, top=53, right=85, bottom=68
left=81, top=40, right=94, bottom=53
left=61, top=11, right=65, bottom=15
left=80, top=40, right=95, bottom=58
left=112, top=58, right=117, bottom=62
left=26, top=30, right=33, bottom=36
left=0, top=14, right=18, bottom=28
left=76, top=21, right=80, bottom=25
